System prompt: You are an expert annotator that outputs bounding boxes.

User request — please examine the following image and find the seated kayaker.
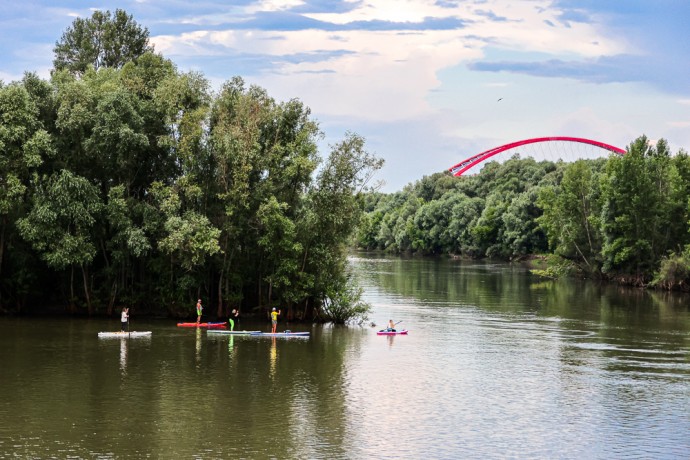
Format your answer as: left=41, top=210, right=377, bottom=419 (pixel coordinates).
left=387, top=319, right=396, bottom=332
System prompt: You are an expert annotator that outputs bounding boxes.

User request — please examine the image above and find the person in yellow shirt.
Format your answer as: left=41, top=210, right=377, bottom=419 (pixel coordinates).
left=270, top=307, right=281, bottom=333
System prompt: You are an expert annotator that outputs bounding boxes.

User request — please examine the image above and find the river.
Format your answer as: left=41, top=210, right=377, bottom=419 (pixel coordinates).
left=1, top=254, right=689, bottom=459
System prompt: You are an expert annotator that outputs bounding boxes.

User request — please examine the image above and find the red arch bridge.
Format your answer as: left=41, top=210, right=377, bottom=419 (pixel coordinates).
left=449, top=136, right=626, bottom=176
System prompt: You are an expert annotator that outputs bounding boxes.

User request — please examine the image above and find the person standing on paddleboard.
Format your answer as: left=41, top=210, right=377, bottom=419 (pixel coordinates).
left=229, top=309, right=239, bottom=331
left=271, top=307, right=281, bottom=333
left=121, top=307, right=129, bottom=332
left=196, top=299, right=203, bottom=324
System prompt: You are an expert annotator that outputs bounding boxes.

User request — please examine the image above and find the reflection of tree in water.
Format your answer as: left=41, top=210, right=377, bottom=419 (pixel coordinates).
left=353, top=255, right=690, bottom=324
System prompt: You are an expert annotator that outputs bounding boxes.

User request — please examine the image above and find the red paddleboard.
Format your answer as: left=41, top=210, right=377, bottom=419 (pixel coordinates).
left=177, top=322, right=227, bottom=328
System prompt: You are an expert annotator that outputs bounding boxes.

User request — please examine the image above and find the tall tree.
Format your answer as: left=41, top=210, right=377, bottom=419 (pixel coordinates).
left=17, top=170, right=102, bottom=313
left=305, top=132, right=383, bottom=322
left=538, top=160, right=605, bottom=274
left=53, top=9, right=153, bottom=75
left=0, top=81, right=53, bottom=305
left=600, top=136, right=681, bottom=283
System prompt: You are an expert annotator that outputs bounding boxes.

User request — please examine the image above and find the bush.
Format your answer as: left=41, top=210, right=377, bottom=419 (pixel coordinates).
left=319, top=277, right=371, bottom=325
left=651, top=251, right=690, bottom=291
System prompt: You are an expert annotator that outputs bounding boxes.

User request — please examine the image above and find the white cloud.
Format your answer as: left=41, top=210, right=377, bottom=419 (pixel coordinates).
left=304, top=0, right=450, bottom=24
left=150, top=0, right=628, bottom=125
left=246, top=0, right=305, bottom=14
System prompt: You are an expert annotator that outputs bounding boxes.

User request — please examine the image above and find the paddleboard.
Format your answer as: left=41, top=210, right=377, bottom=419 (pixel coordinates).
left=377, top=329, right=408, bottom=336
left=250, top=331, right=310, bottom=337
left=98, top=331, right=152, bottom=338
left=207, top=330, right=261, bottom=335
left=177, top=322, right=227, bottom=328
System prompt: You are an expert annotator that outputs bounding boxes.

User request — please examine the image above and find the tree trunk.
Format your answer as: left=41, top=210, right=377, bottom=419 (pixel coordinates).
left=217, top=269, right=224, bottom=318
left=107, top=281, right=117, bottom=316
left=69, top=266, right=76, bottom=314
left=267, top=278, right=272, bottom=310
left=81, top=264, right=92, bottom=315
left=0, top=218, right=5, bottom=307
left=0, top=217, right=6, bottom=282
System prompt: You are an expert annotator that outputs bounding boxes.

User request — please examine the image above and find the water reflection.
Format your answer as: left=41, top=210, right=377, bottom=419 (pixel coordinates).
left=227, top=334, right=235, bottom=359
left=195, top=327, right=202, bottom=366
left=1, top=256, right=689, bottom=458
left=386, top=335, right=395, bottom=347
left=119, top=339, right=127, bottom=374
left=269, top=337, right=277, bottom=378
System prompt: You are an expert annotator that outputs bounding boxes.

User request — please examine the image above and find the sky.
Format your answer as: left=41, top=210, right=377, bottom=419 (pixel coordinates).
left=1, top=0, right=689, bottom=192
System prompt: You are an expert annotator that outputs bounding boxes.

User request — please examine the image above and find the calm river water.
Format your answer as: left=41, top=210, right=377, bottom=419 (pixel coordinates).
left=1, top=254, right=689, bottom=459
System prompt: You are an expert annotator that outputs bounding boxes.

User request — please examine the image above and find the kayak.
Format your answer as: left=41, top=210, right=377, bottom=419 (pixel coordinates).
left=177, top=322, right=227, bottom=328
left=207, top=330, right=261, bottom=335
left=250, top=331, right=310, bottom=337
left=377, top=329, right=408, bottom=336
left=98, top=331, right=152, bottom=338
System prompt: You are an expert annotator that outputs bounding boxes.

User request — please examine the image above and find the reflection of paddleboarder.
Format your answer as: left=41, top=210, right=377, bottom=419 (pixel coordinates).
left=270, top=308, right=281, bottom=333
left=196, top=299, right=203, bottom=324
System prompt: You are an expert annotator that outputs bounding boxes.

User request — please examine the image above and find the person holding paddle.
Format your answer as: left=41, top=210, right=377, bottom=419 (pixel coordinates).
left=229, top=309, right=239, bottom=331
left=271, top=307, right=281, bottom=333
left=387, top=319, right=397, bottom=332
left=120, top=307, right=129, bottom=332
left=196, top=299, right=203, bottom=324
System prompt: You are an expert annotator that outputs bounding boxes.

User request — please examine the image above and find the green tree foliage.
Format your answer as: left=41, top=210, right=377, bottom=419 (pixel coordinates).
left=357, top=158, right=555, bottom=258
left=600, top=136, right=685, bottom=283
left=538, top=159, right=606, bottom=275
left=0, top=10, right=381, bottom=322
left=0, top=79, right=54, bottom=306
left=1, top=11, right=383, bottom=319
left=17, top=170, right=102, bottom=313
left=304, top=133, right=383, bottom=323
left=54, top=9, right=153, bottom=75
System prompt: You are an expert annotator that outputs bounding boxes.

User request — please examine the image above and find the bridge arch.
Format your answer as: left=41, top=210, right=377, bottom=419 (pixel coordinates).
left=449, top=136, right=626, bottom=176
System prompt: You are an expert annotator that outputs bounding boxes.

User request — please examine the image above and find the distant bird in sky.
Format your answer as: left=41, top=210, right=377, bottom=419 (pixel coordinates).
left=497, top=98, right=503, bottom=102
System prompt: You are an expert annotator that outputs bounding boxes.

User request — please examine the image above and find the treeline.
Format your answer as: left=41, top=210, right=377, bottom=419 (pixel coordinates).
left=356, top=138, right=690, bottom=290
left=0, top=10, right=381, bottom=321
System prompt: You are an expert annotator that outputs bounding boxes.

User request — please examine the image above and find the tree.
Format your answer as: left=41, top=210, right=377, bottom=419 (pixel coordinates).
left=53, top=9, right=153, bottom=75
left=600, top=136, right=682, bottom=283
left=17, top=170, right=102, bottom=313
left=0, top=81, right=53, bottom=306
left=537, top=160, right=605, bottom=275
left=305, top=132, right=383, bottom=321
left=208, top=77, right=321, bottom=315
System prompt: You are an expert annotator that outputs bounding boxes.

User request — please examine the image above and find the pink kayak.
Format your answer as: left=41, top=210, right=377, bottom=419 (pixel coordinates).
left=377, top=329, right=408, bottom=336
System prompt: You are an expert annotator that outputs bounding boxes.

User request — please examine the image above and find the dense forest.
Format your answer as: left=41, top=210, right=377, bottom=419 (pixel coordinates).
left=355, top=137, right=690, bottom=290
left=0, top=10, right=382, bottom=321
